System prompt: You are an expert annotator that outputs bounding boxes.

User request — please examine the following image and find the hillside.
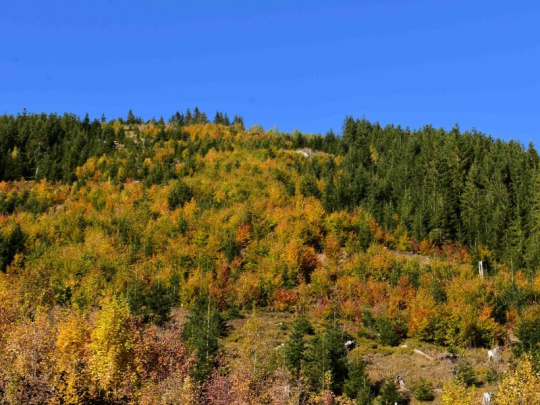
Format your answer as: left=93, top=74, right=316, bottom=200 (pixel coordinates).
left=0, top=111, right=539, bottom=403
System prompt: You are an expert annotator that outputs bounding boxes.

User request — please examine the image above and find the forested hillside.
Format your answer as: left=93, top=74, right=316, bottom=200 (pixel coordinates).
left=0, top=110, right=539, bottom=404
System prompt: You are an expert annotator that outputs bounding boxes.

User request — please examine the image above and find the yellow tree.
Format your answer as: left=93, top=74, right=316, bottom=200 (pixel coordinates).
left=494, top=356, right=540, bottom=404
left=441, top=380, right=477, bottom=405
left=54, top=311, right=90, bottom=404
left=89, top=296, right=134, bottom=398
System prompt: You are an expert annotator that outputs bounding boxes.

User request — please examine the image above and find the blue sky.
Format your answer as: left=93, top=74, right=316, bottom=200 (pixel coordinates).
left=1, top=1, right=539, bottom=146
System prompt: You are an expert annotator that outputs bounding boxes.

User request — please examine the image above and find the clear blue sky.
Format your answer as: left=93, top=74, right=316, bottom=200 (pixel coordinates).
left=1, top=1, right=539, bottom=146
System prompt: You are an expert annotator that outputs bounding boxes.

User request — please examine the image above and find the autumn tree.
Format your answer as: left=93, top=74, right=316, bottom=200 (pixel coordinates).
left=494, top=355, right=540, bottom=404
left=89, top=296, right=134, bottom=398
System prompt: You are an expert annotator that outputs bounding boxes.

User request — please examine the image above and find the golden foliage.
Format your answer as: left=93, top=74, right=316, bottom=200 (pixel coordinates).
left=494, top=356, right=540, bottom=404
left=89, top=297, right=134, bottom=395
left=441, top=380, right=477, bottom=405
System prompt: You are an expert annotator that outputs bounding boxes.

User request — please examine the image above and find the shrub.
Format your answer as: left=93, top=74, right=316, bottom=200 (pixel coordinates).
left=454, top=359, right=477, bottom=387
left=295, top=315, right=315, bottom=335
left=485, top=366, right=500, bottom=383
left=414, top=378, right=435, bottom=401
left=376, top=317, right=400, bottom=347
left=378, top=378, right=404, bottom=405
left=221, top=306, right=243, bottom=321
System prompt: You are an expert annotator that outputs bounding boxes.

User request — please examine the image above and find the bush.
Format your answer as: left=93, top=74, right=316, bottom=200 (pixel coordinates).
left=378, top=378, right=404, bottom=405
left=295, top=315, right=315, bottom=335
left=222, top=306, right=243, bottom=321
left=376, top=317, right=400, bottom=347
left=413, top=378, right=435, bottom=401
left=453, top=359, right=477, bottom=387
left=485, top=366, right=500, bottom=383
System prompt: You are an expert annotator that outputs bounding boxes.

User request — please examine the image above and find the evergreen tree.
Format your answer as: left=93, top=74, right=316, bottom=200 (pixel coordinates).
left=515, top=306, right=540, bottom=359
left=378, top=378, right=403, bottom=405
left=200, top=111, right=208, bottom=123
left=342, top=116, right=356, bottom=146
left=167, top=180, right=193, bottom=209
left=214, top=111, right=223, bottom=125
left=304, top=322, right=348, bottom=394
left=504, top=207, right=524, bottom=272
left=283, top=316, right=309, bottom=379
left=170, top=111, right=185, bottom=126
left=193, top=107, right=202, bottom=124
left=0, top=223, right=26, bottom=272
left=182, top=299, right=226, bottom=381
left=233, top=114, right=244, bottom=129
left=343, top=358, right=372, bottom=401
left=413, top=378, right=435, bottom=402
left=126, top=109, right=140, bottom=125
left=525, top=173, right=540, bottom=270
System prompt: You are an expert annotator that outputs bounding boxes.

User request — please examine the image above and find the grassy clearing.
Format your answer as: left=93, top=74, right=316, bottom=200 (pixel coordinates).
left=219, top=309, right=509, bottom=403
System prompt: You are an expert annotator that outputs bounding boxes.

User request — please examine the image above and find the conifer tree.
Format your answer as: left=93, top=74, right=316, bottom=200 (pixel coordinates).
left=185, top=108, right=193, bottom=125
left=183, top=299, right=226, bottom=382
left=525, top=173, right=540, bottom=270
left=0, top=223, right=26, bottom=272
left=343, top=358, right=372, bottom=401
left=379, top=378, right=403, bottom=405
left=127, top=109, right=139, bottom=125
left=304, top=322, right=348, bottom=394
left=193, top=107, right=202, bottom=124
left=284, top=316, right=309, bottom=379
left=214, top=111, right=223, bottom=125
left=233, top=114, right=244, bottom=129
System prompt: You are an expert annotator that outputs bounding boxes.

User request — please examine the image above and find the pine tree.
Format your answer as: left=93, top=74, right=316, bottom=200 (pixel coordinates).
left=0, top=223, right=26, bottom=272
left=214, top=111, right=223, bottom=125
left=379, top=378, right=403, bottom=405
left=284, top=316, right=309, bottom=379
left=185, top=108, right=193, bottom=125
left=233, top=114, right=244, bottom=129
left=182, top=299, right=226, bottom=381
left=201, top=112, right=208, bottom=123
left=167, top=180, right=193, bottom=209
left=304, top=322, right=348, bottom=394
left=193, top=107, right=202, bottom=124
left=502, top=203, right=524, bottom=273
left=170, top=111, right=185, bottom=126
left=127, top=109, right=137, bottom=125
left=525, top=173, right=540, bottom=270
left=343, top=358, right=372, bottom=401
left=342, top=116, right=356, bottom=146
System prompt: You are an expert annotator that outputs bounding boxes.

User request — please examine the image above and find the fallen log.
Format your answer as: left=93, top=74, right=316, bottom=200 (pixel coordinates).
left=413, top=349, right=434, bottom=361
